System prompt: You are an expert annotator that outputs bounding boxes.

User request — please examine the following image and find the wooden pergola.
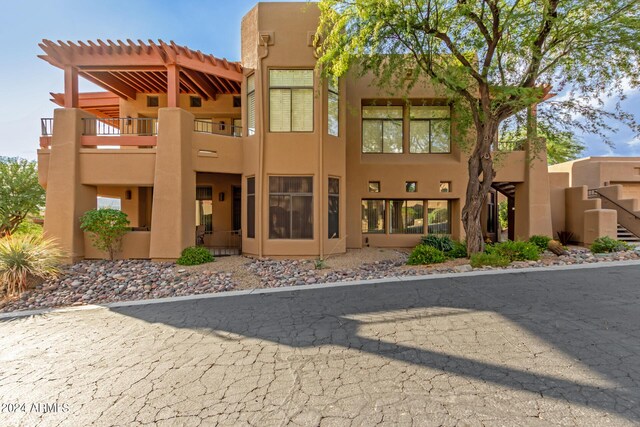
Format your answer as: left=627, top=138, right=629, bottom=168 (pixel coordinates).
left=49, top=91, right=120, bottom=119
left=39, top=39, right=243, bottom=109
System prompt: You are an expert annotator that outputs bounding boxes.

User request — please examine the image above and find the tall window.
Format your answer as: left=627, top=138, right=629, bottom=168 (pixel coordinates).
left=390, top=200, right=424, bottom=234
left=328, top=178, right=339, bottom=238
left=362, top=106, right=403, bottom=153
left=269, top=177, right=313, bottom=239
left=410, top=106, right=451, bottom=153
left=328, top=80, right=339, bottom=136
left=196, top=186, right=213, bottom=233
left=247, top=75, right=255, bottom=135
left=427, top=200, right=450, bottom=234
left=247, top=177, right=255, bottom=238
left=362, top=200, right=385, bottom=233
left=270, top=70, right=314, bottom=132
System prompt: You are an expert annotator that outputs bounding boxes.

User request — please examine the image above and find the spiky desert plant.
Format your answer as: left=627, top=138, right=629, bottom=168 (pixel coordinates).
left=0, top=234, right=63, bottom=295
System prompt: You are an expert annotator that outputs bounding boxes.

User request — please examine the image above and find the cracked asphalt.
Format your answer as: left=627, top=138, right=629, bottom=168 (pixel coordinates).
left=1, top=265, right=640, bottom=426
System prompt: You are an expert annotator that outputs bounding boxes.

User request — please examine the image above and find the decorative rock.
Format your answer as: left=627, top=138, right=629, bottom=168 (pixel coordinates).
left=453, top=264, right=473, bottom=273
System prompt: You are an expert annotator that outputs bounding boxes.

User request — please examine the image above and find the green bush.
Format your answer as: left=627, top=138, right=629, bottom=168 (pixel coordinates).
left=407, top=244, right=447, bottom=265
left=80, top=209, right=130, bottom=260
left=176, top=246, right=214, bottom=266
left=498, top=200, right=508, bottom=230
left=487, top=240, right=540, bottom=262
left=590, top=236, right=632, bottom=254
left=528, top=235, right=551, bottom=252
left=447, top=240, right=468, bottom=258
left=470, top=252, right=510, bottom=268
left=0, top=234, right=63, bottom=295
left=0, top=157, right=46, bottom=237
left=420, top=235, right=454, bottom=252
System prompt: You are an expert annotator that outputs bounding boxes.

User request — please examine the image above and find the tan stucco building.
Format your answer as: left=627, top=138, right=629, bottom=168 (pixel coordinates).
left=42, top=2, right=623, bottom=263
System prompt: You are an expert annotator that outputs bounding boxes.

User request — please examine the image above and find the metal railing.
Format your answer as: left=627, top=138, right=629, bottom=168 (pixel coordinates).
left=41, top=118, right=53, bottom=136
left=82, top=118, right=158, bottom=136
left=590, top=189, right=640, bottom=221
left=194, top=119, right=242, bottom=137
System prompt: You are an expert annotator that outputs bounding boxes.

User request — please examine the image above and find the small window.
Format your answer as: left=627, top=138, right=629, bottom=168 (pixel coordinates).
left=328, top=177, right=339, bottom=238
left=368, top=181, right=381, bottom=193
left=147, top=96, right=159, bottom=107
left=190, top=96, right=202, bottom=108
left=247, top=177, right=255, bottom=238
left=406, top=181, right=417, bottom=192
left=247, top=75, right=256, bottom=135
left=328, top=79, right=339, bottom=136
left=233, top=96, right=242, bottom=108
left=440, top=182, right=451, bottom=193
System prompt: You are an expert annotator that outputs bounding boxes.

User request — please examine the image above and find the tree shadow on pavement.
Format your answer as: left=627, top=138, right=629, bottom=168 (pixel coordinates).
left=111, top=265, right=640, bottom=422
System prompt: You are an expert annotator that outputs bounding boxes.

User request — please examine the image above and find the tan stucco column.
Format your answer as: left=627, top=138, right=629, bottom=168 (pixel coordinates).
left=149, top=108, right=196, bottom=260
left=514, top=143, right=553, bottom=239
left=43, top=108, right=97, bottom=263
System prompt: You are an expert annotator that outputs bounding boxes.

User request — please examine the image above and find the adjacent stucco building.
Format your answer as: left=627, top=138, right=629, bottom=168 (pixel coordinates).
left=38, top=2, right=559, bottom=262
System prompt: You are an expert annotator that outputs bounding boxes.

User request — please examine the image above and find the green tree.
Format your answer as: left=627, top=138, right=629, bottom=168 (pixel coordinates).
left=80, top=209, right=130, bottom=260
left=499, top=120, right=585, bottom=165
left=316, top=0, right=639, bottom=254
left=0, top=158, right=46, bottom=237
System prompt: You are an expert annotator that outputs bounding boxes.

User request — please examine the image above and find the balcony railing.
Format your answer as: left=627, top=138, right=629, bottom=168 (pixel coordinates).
left=82, top=118, right=158, bottom=136
left=41, top=118, right=53, bottom=136
left=194, top=119, right=242, bottom=137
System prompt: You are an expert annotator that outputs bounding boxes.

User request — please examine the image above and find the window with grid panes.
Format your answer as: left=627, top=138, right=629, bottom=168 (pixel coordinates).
left=270, top=70, right=314, bottom=132
left=362, top=106, right=403, bottom=153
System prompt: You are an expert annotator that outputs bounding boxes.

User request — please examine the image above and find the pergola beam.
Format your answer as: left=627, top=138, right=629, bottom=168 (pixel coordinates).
left=82, top=71, right=137, bottom=100
left=182, top=68, right=219, bottom=100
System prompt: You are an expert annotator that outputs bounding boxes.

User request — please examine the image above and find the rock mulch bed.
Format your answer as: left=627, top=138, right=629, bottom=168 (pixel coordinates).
left=0, top=260, right=236, bottom=313
left=1, top=248, right=639, bottom=314
left=247, top=247, right=640, bottom=288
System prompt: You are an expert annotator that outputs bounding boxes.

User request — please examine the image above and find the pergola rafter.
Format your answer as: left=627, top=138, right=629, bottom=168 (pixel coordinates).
left=39, top=38, right=243, bottom=108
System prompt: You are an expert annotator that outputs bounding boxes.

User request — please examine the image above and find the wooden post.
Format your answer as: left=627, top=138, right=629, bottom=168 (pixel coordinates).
left=167, top=64, right=180, bottom=108
left=64, top=65, right=78, bottom=108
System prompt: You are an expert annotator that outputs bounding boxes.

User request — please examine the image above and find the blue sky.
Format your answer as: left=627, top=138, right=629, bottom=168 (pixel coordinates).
left=0, top=0, right=637, bottom=160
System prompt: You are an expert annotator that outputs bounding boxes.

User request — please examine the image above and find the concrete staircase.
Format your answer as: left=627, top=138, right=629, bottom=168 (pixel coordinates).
left=592, top=185, right=640, bottom=242
left=617, top=224, right=640, bottom=243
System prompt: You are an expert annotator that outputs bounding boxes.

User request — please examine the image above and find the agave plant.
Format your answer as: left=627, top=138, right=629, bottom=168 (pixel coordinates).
left=0, top=234, right=63, bottom=296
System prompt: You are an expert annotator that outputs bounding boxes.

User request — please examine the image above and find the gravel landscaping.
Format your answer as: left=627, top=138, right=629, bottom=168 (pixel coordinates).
left=1, top=247, right=639, bottom=313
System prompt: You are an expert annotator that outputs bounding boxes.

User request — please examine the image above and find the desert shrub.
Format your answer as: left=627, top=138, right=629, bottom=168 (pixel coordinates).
left=487, top=240, right=540, bottom=262
left=80, top=209, right=130, bottom=260
left=420, top=235, right=454, bottom=252
left=447, top=240, right=468, bottom=258
left=407, top=244, right=447, bottom=265
left=556, top=230, right=574, bottom=246
left=470, top=252, right=510, bottom=268
left=528, top=235, right=551, bottom=252
left=590, top=236, right=632, bottom=254
left=14, top=219, right=43, bottom=237
left=176, top=246, right=214, bottom=266
left=0, top=234, right=63, bottom=295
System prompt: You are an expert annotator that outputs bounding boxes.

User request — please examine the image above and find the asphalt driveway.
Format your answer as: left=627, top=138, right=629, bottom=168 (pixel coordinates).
left=1, top=264, right=639, bottom=426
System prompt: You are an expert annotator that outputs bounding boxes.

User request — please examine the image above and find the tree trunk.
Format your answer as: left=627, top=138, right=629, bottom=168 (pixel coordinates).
left=462, top=120, right=498, bottom=255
